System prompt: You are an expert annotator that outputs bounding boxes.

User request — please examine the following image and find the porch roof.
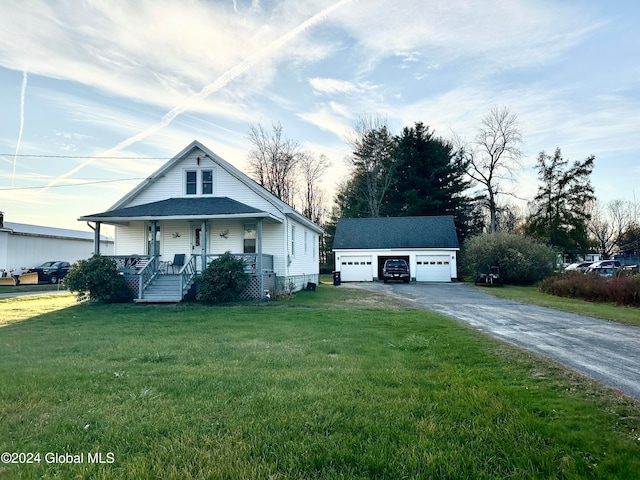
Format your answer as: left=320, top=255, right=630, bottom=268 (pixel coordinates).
left=79, top=197, right=282, bottom=224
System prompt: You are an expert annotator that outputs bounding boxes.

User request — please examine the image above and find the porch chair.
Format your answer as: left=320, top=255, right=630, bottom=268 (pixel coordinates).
left=169, top=254, right=186, bottom=273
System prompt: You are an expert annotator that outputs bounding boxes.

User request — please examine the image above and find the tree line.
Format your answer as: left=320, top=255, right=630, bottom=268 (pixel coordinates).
left=245, top=109, right=640, bottom=267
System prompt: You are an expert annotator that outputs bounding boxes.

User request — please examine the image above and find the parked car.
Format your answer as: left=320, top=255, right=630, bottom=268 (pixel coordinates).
left=564, top=261, right=593, bottom=273
left=382, top=259, right=410, bottom=283
left=584, top=260, right=621, bottom=273
left=30, top=261, right=71, bottom=284
left=587, top=267, right=617, bottom=277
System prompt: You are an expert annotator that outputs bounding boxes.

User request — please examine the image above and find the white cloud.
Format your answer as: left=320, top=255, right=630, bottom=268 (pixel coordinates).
left=309, top=78, right=360, bottom=95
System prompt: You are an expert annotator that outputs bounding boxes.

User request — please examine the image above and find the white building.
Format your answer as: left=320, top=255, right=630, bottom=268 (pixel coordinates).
left=0, top=212, right=114, bottom=273
left=79, top=140, right=323, bottom=302
left=333, top=216, right=460, bottom=282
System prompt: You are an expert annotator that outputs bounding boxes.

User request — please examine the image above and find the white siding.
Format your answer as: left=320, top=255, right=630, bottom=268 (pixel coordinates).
left=121, top=149, right=285, bottom=221
left=286, top=216, right=320, bottom=277
left=115, top=222, right=145, bottom=255
left=108, top=144, right=321, bottom=290
left=0, top=232, right=113, bottom=271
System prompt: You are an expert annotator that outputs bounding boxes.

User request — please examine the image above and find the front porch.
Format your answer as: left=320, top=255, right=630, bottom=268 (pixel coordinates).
left=111, top=253, right=275, bottom=303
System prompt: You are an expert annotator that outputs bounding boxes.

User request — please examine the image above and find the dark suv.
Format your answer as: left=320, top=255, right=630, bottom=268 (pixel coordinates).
left=30, top=261, right=71, bottom=284
left=382, top=259, right=410, bottom=283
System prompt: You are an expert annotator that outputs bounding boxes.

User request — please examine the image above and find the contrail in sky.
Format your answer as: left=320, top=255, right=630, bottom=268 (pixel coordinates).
left=42, top=0, right=353, bottom=192
left=12, top=70, right=27, bottom=187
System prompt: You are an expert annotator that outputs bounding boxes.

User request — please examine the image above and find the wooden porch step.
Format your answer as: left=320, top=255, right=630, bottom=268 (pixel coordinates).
left=139, top=274, right=185, bottom=303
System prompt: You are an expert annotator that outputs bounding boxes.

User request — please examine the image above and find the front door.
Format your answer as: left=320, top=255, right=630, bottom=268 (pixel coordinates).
left=191, top=225, right=202, bottom=270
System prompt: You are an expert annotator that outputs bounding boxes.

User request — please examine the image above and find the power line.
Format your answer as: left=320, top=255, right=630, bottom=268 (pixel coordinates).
left=0, top=153, right=172, bottom=159
left=0, top=178, right=144, bottom=190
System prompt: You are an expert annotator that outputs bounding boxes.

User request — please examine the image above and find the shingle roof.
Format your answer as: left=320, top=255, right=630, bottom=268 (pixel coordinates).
left=80, top=197, right=267, bottom=221
left=333, top=216, right=459, bottom=250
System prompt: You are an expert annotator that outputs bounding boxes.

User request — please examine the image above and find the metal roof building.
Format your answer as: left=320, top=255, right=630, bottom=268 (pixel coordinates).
left=0, top=213, right=114, bottom=273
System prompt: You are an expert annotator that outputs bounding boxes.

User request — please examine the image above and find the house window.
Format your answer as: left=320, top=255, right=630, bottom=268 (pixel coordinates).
left=186, top=171, right=197, bottom=195
left=304, top=230, right=308, bottom=254
left=202, top=170, right=213, bottom=195
left=291, top=225, right=295, bottom=256
left=244, top=224, right=256, bottom=254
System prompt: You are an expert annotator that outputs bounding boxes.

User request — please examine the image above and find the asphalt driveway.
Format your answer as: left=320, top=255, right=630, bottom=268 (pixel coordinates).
left=348, top=281, right=640, bottom=401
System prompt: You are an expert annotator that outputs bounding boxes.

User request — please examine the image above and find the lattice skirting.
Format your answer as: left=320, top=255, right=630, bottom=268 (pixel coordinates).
left=123, top=275, right=140, bottom=298
left=239, top=273, right=276, bottom=300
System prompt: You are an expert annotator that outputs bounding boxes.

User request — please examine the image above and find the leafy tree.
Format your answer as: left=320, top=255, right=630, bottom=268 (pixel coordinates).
left=197, top=252, right=250, bottom=303
left=526, top=148, right=595, bottom=257
left=456, top=106, right=524, bottom=232
left=461, top=232, right=557, bottom=285
left=63, top=254, right=132, bottom=303
left=385, top=122, right=476, bottom=241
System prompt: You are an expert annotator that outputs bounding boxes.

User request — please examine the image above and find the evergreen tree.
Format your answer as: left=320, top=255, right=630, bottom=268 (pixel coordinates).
left=385, top=122, right=475, bottom=240
left=526, top=148, right=595, bottom=257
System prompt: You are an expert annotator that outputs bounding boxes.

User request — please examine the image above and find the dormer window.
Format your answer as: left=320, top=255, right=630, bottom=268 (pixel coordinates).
left=185, top=169, right=214, bottom=195
left=202, top=170, right=213, bottom=195
left=186, top=171, right=197, bottom=195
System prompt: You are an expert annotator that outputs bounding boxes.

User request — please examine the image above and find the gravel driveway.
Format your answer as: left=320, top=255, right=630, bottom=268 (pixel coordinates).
left=348, top=282, right=640, bottom=401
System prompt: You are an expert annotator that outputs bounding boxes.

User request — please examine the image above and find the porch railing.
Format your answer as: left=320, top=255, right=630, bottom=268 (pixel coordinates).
left=204, top=253, right=274, bottom=274
left=179, top=255, right=197, bottom=297
left=109, top=253, right=271, bottom=301
left=137, top=256, right=159, bottom=299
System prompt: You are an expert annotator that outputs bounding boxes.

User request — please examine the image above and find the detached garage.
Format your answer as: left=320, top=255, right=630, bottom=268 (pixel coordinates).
left=333, top=216, right=460, bottom=282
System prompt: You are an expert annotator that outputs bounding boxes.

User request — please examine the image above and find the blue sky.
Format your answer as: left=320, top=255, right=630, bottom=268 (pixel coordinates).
left=1, top=0, right=639, bottom=234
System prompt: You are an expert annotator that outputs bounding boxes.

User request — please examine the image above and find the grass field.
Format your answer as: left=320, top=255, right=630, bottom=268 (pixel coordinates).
left=474, top=283, right=640, bottom=327
left=1, top=287, right=639, bottom=479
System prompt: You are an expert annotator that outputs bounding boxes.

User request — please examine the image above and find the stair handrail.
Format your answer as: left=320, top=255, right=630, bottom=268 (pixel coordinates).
left=179, top=255, right=197, bottom=297
left=138, top=255, right=159, bottom=299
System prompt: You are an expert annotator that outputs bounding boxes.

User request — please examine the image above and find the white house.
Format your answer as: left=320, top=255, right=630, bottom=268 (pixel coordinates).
left=332, top=216, right=460, bottom=282
left=0, top=212, right=113, bottom=274
left=79, top=140, right=322, bottom=302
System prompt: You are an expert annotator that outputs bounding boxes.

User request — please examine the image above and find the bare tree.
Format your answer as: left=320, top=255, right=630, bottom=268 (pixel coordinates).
left=344, top=115, right=396, bottom=217
left=247, top=122, right=300, bottom=206
left=586, top=200, right=615, bottom=258
left=457, top=107, right=524, bottom=232
left=298, top=152, right=329, bottom=224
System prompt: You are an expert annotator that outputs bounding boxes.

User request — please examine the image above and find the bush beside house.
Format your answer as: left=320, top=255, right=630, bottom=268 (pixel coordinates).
left=63, top=255, right=132, bottom=303
left=196, top=252, right=250, bottom=303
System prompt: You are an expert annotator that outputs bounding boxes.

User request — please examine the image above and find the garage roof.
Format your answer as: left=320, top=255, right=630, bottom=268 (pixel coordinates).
left=333, top=216, right=459, bottom=250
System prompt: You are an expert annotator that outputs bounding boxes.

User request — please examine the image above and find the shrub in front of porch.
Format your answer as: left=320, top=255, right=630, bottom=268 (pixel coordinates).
left=197, top=251, right=250, bottom=303
left=63, top=254, right=133, bottom=303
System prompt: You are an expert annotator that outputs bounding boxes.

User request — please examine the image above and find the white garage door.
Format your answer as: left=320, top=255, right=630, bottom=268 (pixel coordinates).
left=416, top=255, right=451, bottom=282
left=339, top=256, right=373, bottom=282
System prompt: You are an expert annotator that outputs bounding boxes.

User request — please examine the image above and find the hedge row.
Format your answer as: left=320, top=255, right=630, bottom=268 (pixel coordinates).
left=541, top=271, right=640, bottom=306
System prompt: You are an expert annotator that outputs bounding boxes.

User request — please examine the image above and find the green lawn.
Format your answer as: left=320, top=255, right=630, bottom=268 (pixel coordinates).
left=474, top=283, right=640, bottom=327
left=1, top=289, right=639, bottom=479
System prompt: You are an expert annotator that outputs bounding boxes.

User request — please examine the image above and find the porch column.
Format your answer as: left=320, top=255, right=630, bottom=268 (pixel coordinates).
left=201, top=220, right=207, bottom=271
left=151, top=221, right=158, bottom=256
left=92, top=222, right=101, bottom=255
left=257, top=219, right=263, bottom=298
